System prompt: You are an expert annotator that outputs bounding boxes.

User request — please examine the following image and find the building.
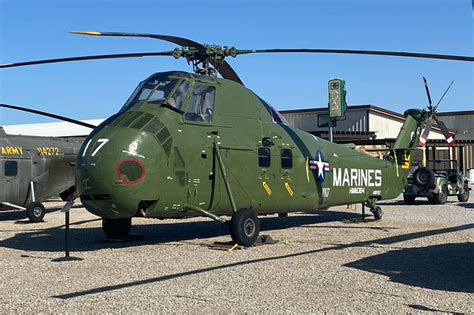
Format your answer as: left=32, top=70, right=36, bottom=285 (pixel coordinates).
left=281, top=105, right=474, bottom=173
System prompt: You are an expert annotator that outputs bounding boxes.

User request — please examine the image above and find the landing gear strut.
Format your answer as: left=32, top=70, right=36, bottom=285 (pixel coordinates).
left=364, top=198, right=383, bottom=220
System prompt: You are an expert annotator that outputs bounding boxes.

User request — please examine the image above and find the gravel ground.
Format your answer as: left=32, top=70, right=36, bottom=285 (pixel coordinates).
left=0, top=191, right=472, bottom=313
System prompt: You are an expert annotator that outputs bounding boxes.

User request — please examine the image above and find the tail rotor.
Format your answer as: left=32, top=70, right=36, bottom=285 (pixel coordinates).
left=420, top=77, right=456, bottom=147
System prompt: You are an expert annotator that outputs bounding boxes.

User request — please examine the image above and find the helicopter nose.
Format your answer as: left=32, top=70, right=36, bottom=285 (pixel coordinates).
left=77, top=128, right=161, bottom=219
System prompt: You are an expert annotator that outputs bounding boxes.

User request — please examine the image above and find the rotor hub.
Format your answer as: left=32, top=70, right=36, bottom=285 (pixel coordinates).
left=172, top=45, right=238, bottom=77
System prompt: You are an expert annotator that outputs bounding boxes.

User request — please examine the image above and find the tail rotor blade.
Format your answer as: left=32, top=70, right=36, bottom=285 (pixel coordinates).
left=433, top=116, right=455, bottom=147
left=419, top=118, right=432, bottom=147
left=423, top=77, right=433, bottom=107
left=435, top=80, right=454, bottom=108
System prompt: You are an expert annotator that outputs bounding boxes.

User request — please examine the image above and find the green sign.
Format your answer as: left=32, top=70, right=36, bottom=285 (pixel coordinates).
left=328, top=79, right=347, bottom=118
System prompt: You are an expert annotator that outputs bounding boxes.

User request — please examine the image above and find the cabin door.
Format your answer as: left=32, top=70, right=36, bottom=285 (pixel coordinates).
left=1, top=158, right=32, bottom=206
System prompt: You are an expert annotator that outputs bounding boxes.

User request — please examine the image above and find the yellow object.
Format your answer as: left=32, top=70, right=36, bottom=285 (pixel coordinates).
left=71, top=31, right=102, bottom=36
left=305, top=156, right=310, bottom=183
left=262, top=181, right=272, bottom=196
left=402, top=154, right=411, bottom=170
left=285, top=182, right=294, bottom=197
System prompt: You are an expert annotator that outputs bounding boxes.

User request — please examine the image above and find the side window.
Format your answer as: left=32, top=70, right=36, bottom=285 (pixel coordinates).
left=166, top=80, right=190, bottom=111
left=185, top=84, right=215, bottom=123
left=5, top=161, right=18, bottom=176
left=281, top=149, right=293, bottom=169
left=318, top=114, right=330, bottom=127
left=258, top=147, right=271, bottom=168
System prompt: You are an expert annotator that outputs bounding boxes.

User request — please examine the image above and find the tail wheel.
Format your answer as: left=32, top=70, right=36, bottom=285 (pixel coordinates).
left=230, top=208, right=260, bottom=246
left=26, top=202, right=45, bottom=222
left=435, top=185, right=448, bottom=204
left=458, top=183, right=469, bottom=202
left=373, top=206, right=383, bottom=220
left=102, top=218, right=132, bottom=239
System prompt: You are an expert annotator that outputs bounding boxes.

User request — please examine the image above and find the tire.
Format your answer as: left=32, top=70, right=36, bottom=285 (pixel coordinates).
left=427, top=196, right=437, bottom=204
left=230, top=208, right=260, bottom=246
left=403, top=194, right=415, bottom=205
left=458, top=183, right=470, bottom=202
left=373, top=206, right=383, bottom=220
left=26, top=202, right=45, bottom=223
left=413, top=167, right=435, bottom=188
left=435, top=185, right=448, bottom=205
left=102, top=218, right=132, bottom=239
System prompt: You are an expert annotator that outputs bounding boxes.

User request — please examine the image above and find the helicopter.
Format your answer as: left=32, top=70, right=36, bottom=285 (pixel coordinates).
left=0, top=106, right=94, bottom=221
left=1, top=32, right=472, bottom=245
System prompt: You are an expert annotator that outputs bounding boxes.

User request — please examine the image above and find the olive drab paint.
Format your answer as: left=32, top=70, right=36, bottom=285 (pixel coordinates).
left=75, top=71, right=426, bottom=220
left=5, top=30, right=467, bottom=242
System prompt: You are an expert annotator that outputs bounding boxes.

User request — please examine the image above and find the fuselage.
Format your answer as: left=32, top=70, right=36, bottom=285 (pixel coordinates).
left=76, top=71, right=412, bottom=220
left=0, top=130, right=81, bottom=208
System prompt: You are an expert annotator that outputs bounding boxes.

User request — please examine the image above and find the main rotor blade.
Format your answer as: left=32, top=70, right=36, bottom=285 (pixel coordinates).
left=72, top=31, right=243, bottom=84
left=0, top=104, right=97, bottom=129
left=0, top=52, right=174, bottom=69
left=433, top=116, right=455, bottom=147
left=423, top=77, right=433, bottom=107
left=237, top=49, right=474, bottom=62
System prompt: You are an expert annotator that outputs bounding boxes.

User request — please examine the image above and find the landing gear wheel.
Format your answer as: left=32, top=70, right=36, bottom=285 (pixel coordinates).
left=102, top=218, right=132, bottom=239
left=403, top=194, right=415, bottom=205
left=435, top=185, right=448, bottom=205
left=373, top=206, right=383, bottom=220
left=230, top=208, right=260, bottom=247
left=458, top=183, right=469, bottom=202
left=26, top=202, right=45, bottom=222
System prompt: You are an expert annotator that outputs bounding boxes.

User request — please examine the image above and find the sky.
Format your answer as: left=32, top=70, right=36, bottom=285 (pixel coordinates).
left=0, top=0, right=473, bottom=125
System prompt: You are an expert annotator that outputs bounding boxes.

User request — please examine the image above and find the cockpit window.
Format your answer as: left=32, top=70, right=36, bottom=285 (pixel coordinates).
left=166, top=80, right=190, bottom=111
left=185, top=84, right=216, bottom=123
left=144, top=78, right=179, bottom=103
left=119, top=74, right=178, bottom=112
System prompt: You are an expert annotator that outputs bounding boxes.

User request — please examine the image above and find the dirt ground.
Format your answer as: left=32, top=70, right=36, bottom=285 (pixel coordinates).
left=0, top=193, right=472, bottom=313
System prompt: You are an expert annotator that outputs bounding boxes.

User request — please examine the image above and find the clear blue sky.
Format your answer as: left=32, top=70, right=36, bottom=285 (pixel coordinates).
left=0, top=0, right=472, bottom=125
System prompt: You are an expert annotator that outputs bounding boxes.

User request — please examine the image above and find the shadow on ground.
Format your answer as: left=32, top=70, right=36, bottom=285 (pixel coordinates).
left=345, top=242, right=474, bottom=293
left=50, top=223, right=474, bottom=299
left=0, top=204, right=84, bottom=222
left=0, top=210, right=359, bottom=252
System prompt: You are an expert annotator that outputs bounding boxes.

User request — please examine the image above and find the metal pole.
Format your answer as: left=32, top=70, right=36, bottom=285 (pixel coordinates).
left=65, top=211, right=70, bottom=257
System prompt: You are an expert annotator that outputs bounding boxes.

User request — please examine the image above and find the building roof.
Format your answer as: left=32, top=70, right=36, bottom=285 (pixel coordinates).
left=280, top=104, right=405, bottom=119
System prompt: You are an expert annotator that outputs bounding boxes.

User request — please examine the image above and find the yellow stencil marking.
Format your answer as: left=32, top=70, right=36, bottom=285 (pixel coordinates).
left=285, top=182, right=294, bottom=197
left=262, top=181, right=272, bottom=196
left=402, top=154, right=411, bottom=170
left=305, top=156, right=310, bottom=183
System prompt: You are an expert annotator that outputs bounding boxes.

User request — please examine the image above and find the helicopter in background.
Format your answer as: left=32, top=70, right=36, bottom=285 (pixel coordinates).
left=1, top=32, right=472, bottom=245
left=0, top=106, right=94, bottom=221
